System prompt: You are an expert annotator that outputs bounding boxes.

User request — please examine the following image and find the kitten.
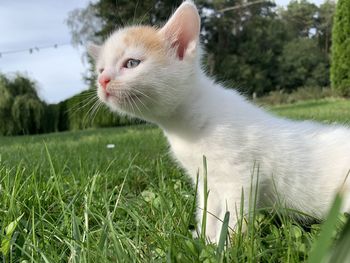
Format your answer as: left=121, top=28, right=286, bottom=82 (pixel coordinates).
left=88, top=1, right=350, bottom=243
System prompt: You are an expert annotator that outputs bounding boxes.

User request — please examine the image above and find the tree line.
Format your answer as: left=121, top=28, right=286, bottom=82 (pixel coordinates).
left=0, top=74, right=137, bottom=136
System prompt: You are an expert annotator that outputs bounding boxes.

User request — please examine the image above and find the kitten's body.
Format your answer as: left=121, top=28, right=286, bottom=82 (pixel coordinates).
left=88, top=1, right=350, bottom=242
left=162, top=73, right=350, bottom=240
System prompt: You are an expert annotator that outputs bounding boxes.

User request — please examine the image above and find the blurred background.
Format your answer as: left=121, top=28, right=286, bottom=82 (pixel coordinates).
left=0, top=0, right=347, bottom=136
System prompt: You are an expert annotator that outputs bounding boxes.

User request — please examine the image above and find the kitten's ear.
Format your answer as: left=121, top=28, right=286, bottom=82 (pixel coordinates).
left=159, top=1, right=200, bottom=60
left=87, top=43, right=101, bottom=60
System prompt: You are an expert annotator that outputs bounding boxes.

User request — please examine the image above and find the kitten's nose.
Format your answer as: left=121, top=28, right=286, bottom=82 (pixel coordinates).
left=98, top=75, right=111, bottom=90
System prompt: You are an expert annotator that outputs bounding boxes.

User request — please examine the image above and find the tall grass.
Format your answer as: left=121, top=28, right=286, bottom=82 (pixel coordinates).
left=1, top=99, right=350, bottom=262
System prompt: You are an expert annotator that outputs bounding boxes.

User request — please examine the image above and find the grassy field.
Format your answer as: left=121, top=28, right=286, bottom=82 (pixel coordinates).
left=1, top=98, right=350, bottom=262
left=269, top=98, right=350, bottom=124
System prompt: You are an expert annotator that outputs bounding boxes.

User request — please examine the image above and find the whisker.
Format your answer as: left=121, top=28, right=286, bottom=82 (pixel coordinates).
left=126, top=93, right=136, bottom=116
left=91, top=100, right=103, bottom=124
left=130, top=89, right=157, bottom=103
left=129, top=93, right=143, bottom=116
left=130, top=90, right=150, bottom=112
left=69, top=95, right=98, bottom=115
left=84, top=99, right=100, bottom=126
left=90, top=100, right=104, bottom=126
left=68, top=90, right=97, bottom=108
left=108, top=87, right=158, bottom=105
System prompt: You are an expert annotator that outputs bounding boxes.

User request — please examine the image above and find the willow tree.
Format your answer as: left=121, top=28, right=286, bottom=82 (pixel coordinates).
left=11, top=94, right=44, bottom=135
left=0, top=75, right=15, bottom=135
left=0, top=74, right=46, bottom=135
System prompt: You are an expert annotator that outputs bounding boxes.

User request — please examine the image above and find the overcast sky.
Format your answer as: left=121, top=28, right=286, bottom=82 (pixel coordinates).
left=0, top=0, right=326, bottom=104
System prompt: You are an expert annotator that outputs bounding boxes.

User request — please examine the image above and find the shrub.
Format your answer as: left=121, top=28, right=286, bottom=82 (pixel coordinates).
left=330, top=0, right=350, bottom=96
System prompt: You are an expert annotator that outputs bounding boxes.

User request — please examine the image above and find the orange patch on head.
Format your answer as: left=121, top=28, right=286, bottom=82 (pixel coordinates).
left=123, top=26, right=166, bottom=57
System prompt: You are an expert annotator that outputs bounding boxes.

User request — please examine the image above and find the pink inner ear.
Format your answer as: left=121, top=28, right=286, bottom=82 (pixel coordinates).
left=171, top=39, right=186, bottom=60
left=171, top=21, right=198, bottom=60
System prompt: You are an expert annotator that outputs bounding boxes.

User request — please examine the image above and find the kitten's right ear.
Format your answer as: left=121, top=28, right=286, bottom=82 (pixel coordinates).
left=87, top=43, right=101, bottom=60
left=159, top=1, right=200, bottom=60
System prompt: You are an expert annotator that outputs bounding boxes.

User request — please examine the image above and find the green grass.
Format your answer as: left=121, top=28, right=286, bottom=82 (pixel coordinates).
left=1, top=98, right=350, bottom=262
left=269, top=98, right=350, bottom=124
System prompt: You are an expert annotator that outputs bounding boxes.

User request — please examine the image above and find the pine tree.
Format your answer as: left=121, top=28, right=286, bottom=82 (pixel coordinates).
left=331, top=0, right=350, bottom=96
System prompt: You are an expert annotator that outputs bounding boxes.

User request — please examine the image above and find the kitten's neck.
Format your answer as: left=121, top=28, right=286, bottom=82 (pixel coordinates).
left=156, top=73, right=208, bottom=135
left=156, top=72, right=268, bottom=140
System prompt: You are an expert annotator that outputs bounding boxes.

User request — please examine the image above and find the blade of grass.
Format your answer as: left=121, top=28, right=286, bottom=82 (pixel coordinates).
left=308, top=190, right=343, bottom=263
left=201, top=156, right=209, bottom=241
left=327, top=215, right=350, bottom=263
left=216, top=211, right=230, bottom=262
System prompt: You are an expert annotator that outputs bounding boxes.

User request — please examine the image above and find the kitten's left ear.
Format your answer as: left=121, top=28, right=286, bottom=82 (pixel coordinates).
left=159, top=1, right=200, bottom=60
left=87, top=43, right=101, bottom=61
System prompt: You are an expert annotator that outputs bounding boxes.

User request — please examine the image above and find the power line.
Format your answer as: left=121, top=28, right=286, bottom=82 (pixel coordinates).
left=0, top=42, right=71, bottom=58
left=218, top=0, right=273, bottom=13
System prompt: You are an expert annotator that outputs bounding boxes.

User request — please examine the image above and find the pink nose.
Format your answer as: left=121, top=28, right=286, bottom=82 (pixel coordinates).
left=98, top=75, right=111, bottom=90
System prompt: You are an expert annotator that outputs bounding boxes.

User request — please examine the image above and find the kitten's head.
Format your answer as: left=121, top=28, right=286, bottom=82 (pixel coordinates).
left=88, top=1, right=200, bottom=122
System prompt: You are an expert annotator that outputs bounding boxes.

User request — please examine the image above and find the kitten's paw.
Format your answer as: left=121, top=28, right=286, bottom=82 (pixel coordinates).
left=191, top=229, right=199, bottom=239
left=191, top=228, right=218, bottom=244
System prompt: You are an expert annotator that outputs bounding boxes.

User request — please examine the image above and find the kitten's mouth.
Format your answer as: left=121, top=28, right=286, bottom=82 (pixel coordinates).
left=102, top=89, right=144, bottom=106
left=99, top=83, right=148, bottom=113
left=107, top=92, right=142, bottom=101
left=103, top=82, right=143, bottom=102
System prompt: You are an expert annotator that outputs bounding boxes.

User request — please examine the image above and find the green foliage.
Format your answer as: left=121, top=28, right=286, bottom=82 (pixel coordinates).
left=0, top=74, right=47, bottom=136
left=0, top=77, right=14, bottom=136
left=279, top=38, right=329, bottom=92
left=11, top=94, right=44, bottom=134
left=256, top=86, right=336, bottom=105
left=280, top=0, right=318, bottom=38
left=318, top=0, right=336, bottom=53
left=202, top=1, right=290, bottom=95
left=327, top=212, right=350, bottom=263
left=331, top=0, right=350, bottom=96
left=308, top=191, right=343, bottom=263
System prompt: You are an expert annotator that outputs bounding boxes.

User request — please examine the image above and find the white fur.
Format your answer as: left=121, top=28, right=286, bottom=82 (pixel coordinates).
left=89, top=1, right=350, bottom=243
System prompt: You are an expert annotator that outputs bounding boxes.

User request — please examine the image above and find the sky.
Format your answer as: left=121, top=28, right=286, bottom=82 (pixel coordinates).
left=0, top=0, right=326, bottom=104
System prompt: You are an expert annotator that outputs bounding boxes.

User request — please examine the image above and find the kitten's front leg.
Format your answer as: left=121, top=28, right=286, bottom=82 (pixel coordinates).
left=214, top=185, right=251, bottom=242
left=195, top=182, right=250, bottom=243
left=194, top=184, right=222, bottom=243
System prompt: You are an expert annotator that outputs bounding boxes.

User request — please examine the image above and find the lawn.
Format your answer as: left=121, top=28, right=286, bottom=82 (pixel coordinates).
left=269, top=98, right=350, bottom=124
left=1, top=98, right=350, bottom=262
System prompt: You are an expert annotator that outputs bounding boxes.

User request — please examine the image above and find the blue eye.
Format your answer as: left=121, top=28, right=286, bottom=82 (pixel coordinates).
left=124, top=59, right=141, bottom=69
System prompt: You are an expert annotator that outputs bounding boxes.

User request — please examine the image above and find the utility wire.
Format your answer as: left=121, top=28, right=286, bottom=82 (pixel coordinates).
left=0, top=42, right=71, bottom=58
left=218, top=0, right=273, bottom=13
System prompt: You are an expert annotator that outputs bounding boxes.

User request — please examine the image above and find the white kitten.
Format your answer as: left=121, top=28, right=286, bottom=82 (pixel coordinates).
left=88, top=1, right=350, bottom=243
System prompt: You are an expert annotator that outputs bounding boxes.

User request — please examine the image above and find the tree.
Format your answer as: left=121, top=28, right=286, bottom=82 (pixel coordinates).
left=11, top=94, right=44, bottom=134
left=280, top=0, right=318, bottom=38
left=317, top=0, right=336, bottom=54
left=0, top=73, right=46, bottom=135
left=279, top=38, right=329, bottom=92
left=199, top=0, right=289, bottom=95
left=0, top=75, right=15, bottom=135
left=331, top=0, right=350, bottom=96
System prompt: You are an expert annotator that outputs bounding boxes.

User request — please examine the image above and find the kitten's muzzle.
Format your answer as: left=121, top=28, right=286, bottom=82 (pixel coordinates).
left=98, top=74, right=111, bottom=92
